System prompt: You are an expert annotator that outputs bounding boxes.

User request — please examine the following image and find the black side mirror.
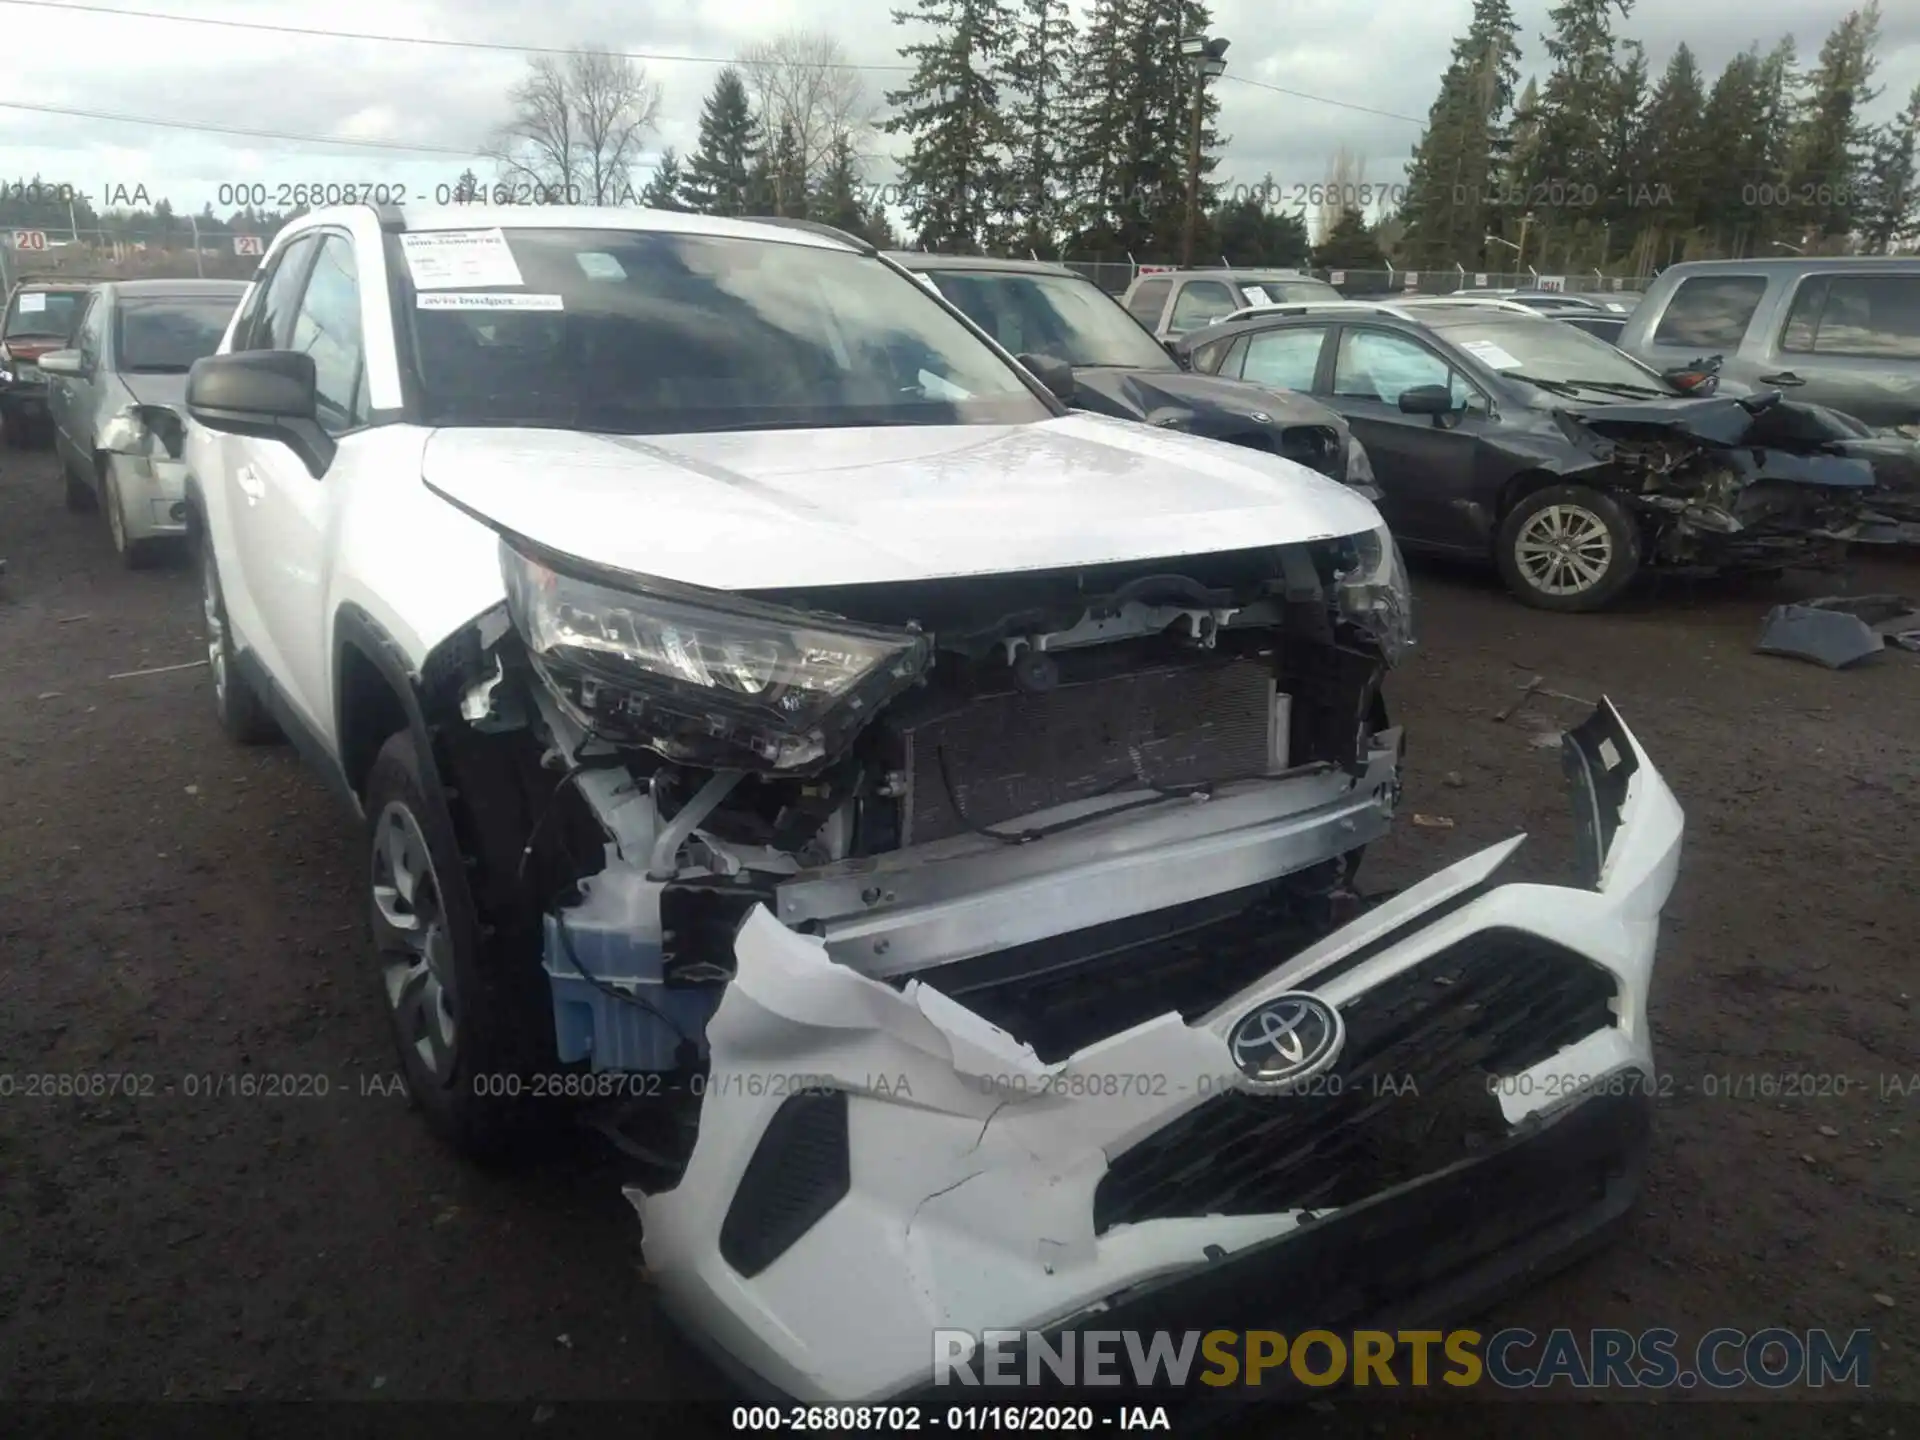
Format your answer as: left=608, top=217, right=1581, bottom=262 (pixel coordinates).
left=1017, top=352, right=1076, bottom=404
left=1398, top=384, right=1456, bottom=419
left=187, top=351, right=335, bottom=477
left=1162, top=338, right=1190, bottom=368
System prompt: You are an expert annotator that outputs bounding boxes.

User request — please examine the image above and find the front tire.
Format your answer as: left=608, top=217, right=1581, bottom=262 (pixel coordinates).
left=1496, top=484, right=1642, bottom=612
left=364, top=730, right=557, bottom=1162
left=199, top=537, right=281, bottom=743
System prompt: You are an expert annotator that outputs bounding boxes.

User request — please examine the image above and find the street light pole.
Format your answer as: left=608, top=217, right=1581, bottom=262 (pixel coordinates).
left=1180, top=35, right=1230, bottom=268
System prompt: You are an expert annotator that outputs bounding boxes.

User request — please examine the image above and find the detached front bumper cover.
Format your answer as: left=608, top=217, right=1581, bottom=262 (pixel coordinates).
left=633, top=700, right=1684, bottom=1404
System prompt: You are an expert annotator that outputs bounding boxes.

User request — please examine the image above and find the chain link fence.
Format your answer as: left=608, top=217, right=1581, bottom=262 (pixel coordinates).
left=1, top=233, right=260, bottom=293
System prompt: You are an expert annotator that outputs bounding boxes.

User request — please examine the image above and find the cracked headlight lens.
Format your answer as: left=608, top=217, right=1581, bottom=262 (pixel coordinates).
left=1333, top=522, right=1415, bottom=666
left=500, top=540, right=932, bottom=772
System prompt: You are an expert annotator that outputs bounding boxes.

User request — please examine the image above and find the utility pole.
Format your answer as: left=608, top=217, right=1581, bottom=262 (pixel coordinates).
left=1179, top=35, right=1230, bottom=268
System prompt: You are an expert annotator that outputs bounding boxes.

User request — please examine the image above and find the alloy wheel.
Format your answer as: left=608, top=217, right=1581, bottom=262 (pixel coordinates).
left=370, top=801, right=460, bottom=1084
left=1514, top=504, right=1613, bottom=596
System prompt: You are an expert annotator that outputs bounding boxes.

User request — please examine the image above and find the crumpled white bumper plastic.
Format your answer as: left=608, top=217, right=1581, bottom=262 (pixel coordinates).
left=633, top=699, right=1684, bottom=1404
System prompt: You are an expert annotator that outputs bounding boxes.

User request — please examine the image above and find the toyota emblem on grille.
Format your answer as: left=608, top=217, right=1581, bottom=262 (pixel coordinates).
left=1226, top=992, right=1344, bottom=1090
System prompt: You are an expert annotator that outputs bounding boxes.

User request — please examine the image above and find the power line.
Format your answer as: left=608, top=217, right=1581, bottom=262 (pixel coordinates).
left=0, top=0, right=916, bottom=70
left=0, top=0, right=1423, bottom=122
left=1228, top=75, right=1424, bottom=125
left=0, top=98, right=485, bottom=156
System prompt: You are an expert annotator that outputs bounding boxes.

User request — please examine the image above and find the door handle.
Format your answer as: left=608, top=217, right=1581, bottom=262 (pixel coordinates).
left=1758, top=371, right=1805, bottom=386
left=236, top=466, right=265, bottom=502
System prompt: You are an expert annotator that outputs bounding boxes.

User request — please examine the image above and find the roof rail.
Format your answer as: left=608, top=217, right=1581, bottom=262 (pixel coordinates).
left=739, top=216, right=875, bottom=254
left=1397, top=296, right=1548, bottom=316
left=1222, top=299, right=1418, bottom=324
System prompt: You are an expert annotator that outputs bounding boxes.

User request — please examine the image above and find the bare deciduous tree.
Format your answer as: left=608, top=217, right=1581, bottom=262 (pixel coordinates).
left=737, top=30, right=879, bottom=183
left=1316, top=148, right=1369, bottom=244
left=489, top=46, right=663, bottom=204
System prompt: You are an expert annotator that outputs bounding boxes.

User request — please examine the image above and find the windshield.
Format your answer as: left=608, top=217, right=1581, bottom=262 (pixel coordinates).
left=5, top=290, right=85, bottom=339
left=396, top=228, right=1053, bottom=433
left=115, top=296, right=242, bottom=372
left=925, top=269, right=1174, bottom=370
left=1443, top=318, right=1676, bottom=401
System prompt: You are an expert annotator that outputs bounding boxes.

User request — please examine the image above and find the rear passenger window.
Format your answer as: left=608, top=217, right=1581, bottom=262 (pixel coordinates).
left=1780, top=275, right=1920, bottom=359
left=1242, top=328, right=1328, bottom=391
left=1167, top=281, right=1236, bottom=336
left=1126, top=278, right=1171, bottom=326
left=1652, top=276, right=1767, bottom=349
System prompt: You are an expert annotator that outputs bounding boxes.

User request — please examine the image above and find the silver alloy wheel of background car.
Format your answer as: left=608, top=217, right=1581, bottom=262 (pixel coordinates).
left=1514, top=503, right=1615, bottom=596
left=371, top=801, right=460, bottom=1083
left=201, top=544, right=228, bottom=708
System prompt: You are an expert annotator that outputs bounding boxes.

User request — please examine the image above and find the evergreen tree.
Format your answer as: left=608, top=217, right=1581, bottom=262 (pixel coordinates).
left=768, top=121, right=810, bottom=217
left=1634, top=45, right=1708, bottom=269
left=1398, top=0, right=1522, bottom=269
left=1521, top=0, right=1633, bottom=269
left=1212, top=186, right=1308, bottom=266
left=811, top=132, right=868, bottom=234
left=1594, top=40, right=1649, bottom=267
left=1001, top=0, right=1075, bottom=254
left=884, top=0, right=1016, bottom=251
left=683, top=68, right=760, bottom=216
left=640, top=150, right=688, bottom=210
left=1312, top=207, right=1388, bottom=271
left=1491, top=77, right=1542, bottom=266
left=1858, top=81, right=1920, bottom=253
left=1785, top=3, right=1882, bottom=243
left=1061, top=0, right=1223, bottom=258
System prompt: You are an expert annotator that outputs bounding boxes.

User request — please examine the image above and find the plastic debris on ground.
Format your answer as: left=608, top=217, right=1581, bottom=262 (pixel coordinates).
left=1756, top=594, right=1920, bottom=668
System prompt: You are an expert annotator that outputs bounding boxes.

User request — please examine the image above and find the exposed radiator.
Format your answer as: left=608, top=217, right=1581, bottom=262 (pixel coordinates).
left=897, top=657, right=1283, bottom=847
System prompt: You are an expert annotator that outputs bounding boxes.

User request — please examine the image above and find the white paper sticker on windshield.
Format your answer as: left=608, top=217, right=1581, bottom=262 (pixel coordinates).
left=400, top=229, right=524, bottom=289
left=1459, top=339, right=1522, bottom=370
left=417, top=292, right=563, bottom=311
left=1240, top=285, right=1270, bottom=307
left=575, top=251, right=626, bottom=280
left=18, top=292, right=47, bottom=313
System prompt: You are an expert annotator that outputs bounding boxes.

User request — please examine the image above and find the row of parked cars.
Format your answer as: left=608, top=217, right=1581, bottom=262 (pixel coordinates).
left=897, top=253, right=1920, bottom=610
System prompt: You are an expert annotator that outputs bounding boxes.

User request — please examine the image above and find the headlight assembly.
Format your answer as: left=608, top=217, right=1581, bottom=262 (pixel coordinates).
left=1332, top=522, right=1415, bottom=666
left=500, top=541, right=933, bottom=772
left=98, top=404, right=187, bottom=460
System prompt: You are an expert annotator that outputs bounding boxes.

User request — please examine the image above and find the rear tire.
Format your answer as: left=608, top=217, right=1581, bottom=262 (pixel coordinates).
left=364, top=729, right=558, bottom=1163
left=1496, top=483, right=1642, bottom=612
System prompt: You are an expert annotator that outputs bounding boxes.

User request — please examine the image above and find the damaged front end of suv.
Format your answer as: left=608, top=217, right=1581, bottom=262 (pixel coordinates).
left=415, top=515, right=1680, bottom=1407
left=1552, top=392, right=1911, bottom=569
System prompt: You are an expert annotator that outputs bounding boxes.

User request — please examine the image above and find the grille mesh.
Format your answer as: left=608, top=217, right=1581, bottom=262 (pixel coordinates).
left=900, top=658, right=1276, bottom=846
left=1092, top=929, right=1619, bottom=1232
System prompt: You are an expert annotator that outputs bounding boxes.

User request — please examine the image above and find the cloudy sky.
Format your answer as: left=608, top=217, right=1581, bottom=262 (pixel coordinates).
left=2, top=0, right=1917, bottom=237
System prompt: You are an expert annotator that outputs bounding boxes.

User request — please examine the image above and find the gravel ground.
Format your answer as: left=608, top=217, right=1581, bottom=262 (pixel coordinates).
left=1, top=440, right=1915, bottom=1435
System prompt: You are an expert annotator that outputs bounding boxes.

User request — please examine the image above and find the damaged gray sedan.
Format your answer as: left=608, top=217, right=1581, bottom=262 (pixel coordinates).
left=1177, top=304, right=1909, bottom=611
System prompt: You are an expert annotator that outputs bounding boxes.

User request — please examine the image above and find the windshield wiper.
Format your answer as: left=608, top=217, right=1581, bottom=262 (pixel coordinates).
left=1509, top=373, right=1674, bottom=400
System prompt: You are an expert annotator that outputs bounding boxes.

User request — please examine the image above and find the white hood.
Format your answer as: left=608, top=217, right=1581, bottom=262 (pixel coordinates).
left=420, top=411, right=1382, bottom=592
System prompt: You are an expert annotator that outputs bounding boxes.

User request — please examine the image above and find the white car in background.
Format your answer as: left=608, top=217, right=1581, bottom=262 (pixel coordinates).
left=182, top=204, right=1683, bottom=1407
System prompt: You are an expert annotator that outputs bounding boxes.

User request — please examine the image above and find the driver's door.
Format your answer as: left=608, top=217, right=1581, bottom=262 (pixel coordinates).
left=1323, top=326, right=1490, bottom=551
left=230, top=230, right=368, bottom=737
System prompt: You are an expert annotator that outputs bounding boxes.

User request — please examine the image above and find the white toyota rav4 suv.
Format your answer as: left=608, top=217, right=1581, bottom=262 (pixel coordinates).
left=184, top=205, right=1683, bottom=1408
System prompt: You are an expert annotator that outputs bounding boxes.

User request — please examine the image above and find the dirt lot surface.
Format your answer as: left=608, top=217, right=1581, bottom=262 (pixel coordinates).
left=1, top=440, right=1915, bottom=1436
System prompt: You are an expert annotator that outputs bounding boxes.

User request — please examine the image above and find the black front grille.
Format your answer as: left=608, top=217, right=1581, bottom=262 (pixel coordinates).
left=898, top=657, right=1276, bottom=846
left=1093, top=929, right=1618, bottom=1232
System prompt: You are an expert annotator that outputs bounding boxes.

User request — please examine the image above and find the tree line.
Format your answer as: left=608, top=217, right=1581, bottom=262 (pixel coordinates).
left=1396, top=0, right=1920, bottom=274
